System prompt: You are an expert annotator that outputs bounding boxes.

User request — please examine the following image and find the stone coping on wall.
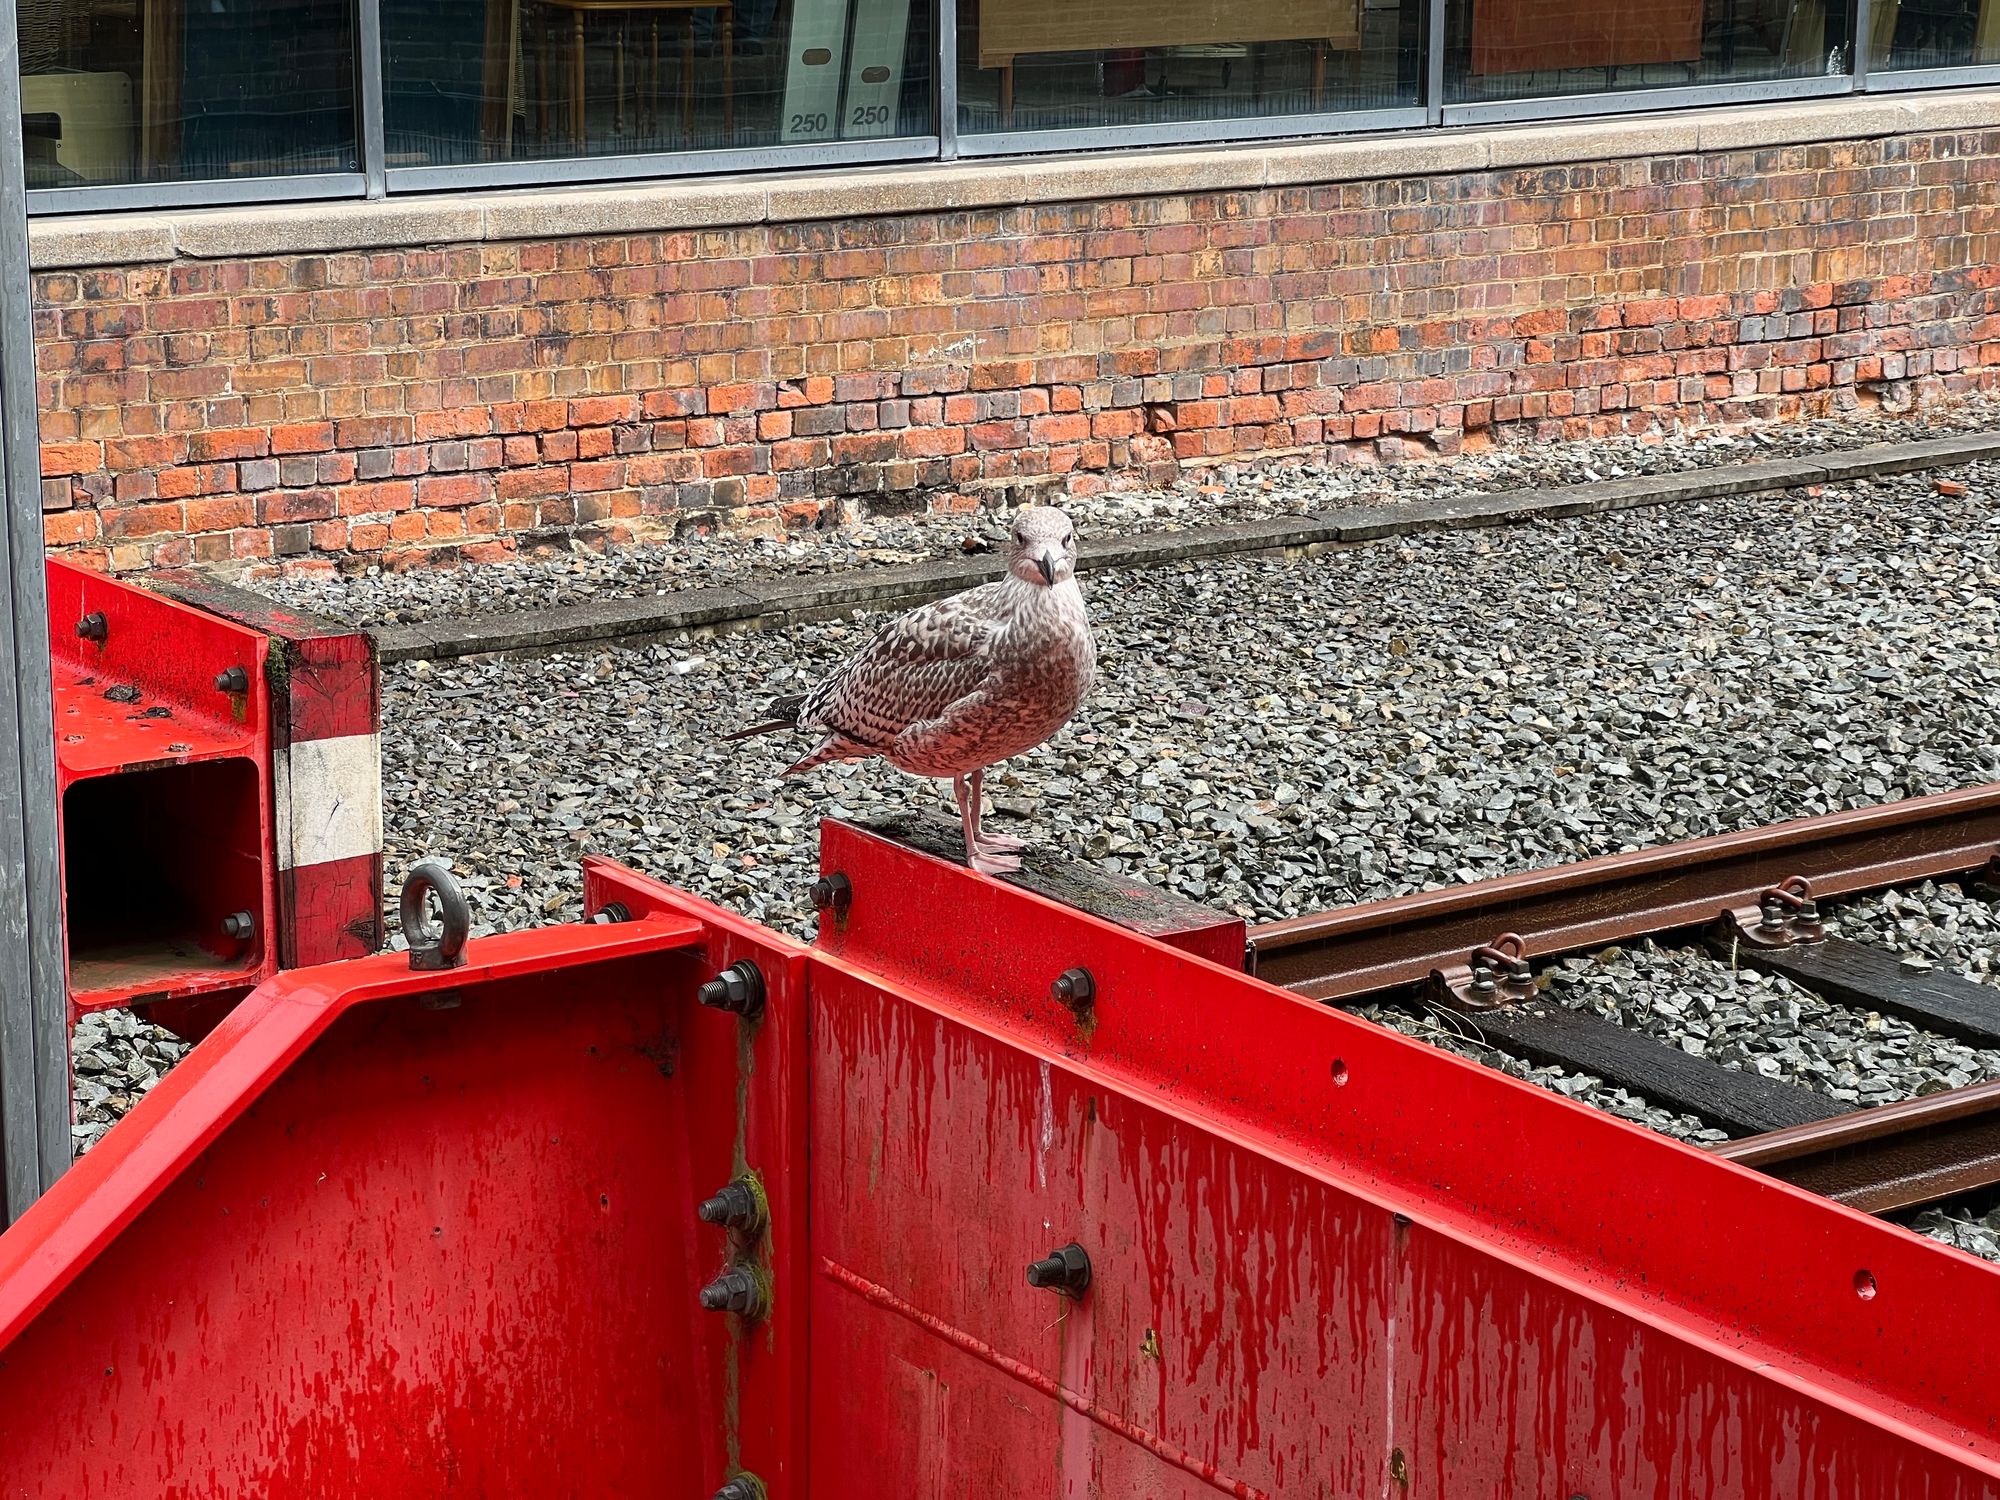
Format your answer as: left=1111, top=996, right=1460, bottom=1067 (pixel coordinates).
left=27, top=88, right=2000, bottom=271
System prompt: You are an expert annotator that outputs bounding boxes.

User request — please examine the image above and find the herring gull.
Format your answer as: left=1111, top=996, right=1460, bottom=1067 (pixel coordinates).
left=725, top=505, right=1095, bottom=874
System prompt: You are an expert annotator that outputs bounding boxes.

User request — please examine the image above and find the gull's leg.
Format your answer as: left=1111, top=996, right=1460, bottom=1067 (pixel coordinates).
left=961, top=765, right=1021, bottom=874
left=968, top=764, right=1025, bottom=853
left=953, top=774, right=978, bottom=863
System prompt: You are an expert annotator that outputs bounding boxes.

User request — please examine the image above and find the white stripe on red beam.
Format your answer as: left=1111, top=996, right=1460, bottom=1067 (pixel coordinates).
left=274, top=733, right=383, bottom=872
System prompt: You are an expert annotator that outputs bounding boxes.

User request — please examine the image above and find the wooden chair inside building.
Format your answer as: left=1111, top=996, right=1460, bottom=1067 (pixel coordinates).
left=975, top=0, right=1363, bottom=128
left=525, top=0, right=735, bottom=152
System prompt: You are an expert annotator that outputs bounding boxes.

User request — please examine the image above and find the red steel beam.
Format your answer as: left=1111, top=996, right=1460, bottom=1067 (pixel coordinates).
left=1248, top=782, right=2000, bottom=1000
left=809, top=819, right=2000, bottom=1496
left=2, top=836, right=1999, bottom=1496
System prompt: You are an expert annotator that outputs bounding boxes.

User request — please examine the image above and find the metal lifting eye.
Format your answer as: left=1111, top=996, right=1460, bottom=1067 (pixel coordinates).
left=401, top=860, right=470, bottom=972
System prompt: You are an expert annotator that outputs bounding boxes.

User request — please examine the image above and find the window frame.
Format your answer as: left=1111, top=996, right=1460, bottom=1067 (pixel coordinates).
left=16, top=0, right=2000, bottom=214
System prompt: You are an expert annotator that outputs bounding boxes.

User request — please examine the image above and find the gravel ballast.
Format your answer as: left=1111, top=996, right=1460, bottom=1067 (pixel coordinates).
left=257, top=399, right=2000, bottom=630
left=379, top=461, right=2000, bottom=940
left=1828, top=879, right=2000, bottom=982
left=1543, top=940, right=2000, bottom=1106
left=70, top=1008, right=190, bottom=1156
left=72, top=418, right=2000, bottom=1273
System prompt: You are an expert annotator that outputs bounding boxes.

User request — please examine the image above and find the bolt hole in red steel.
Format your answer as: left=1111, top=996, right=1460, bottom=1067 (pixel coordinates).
left=1330, top=1059, right=1350, bottom=1086
left=1855, top=1269, right=1878, bottom=1300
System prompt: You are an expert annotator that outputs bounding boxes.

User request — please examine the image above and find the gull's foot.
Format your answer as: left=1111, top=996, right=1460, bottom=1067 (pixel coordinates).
left=976, top=830, right=1028, bottom=853
left=969, top=849, right=1022, bottom=875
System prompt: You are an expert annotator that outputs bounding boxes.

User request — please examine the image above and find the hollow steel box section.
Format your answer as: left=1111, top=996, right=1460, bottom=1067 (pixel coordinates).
left=0, top=829, right=1992, bottom=1494
left=44, top=557, right=277, bottom=1018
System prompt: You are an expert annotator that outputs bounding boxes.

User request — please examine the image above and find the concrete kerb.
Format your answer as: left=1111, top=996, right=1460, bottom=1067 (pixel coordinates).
left=27, top=89, right=2000, bottom=270
left=366, top=431, right=2000, bottom=665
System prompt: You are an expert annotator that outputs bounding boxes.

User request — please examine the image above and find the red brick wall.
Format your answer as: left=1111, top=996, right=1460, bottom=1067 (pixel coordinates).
left=34, top=129, right=2000, bottom=574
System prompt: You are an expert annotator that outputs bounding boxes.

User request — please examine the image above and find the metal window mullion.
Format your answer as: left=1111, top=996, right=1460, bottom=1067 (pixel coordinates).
left=358, top=0, right=388, bottom=197
left=1425, top=0, right=1446, bottom=124
left=0, top=2, right=72, bottom=1222
left=1854, top=0, right=1874, bottom=89
left=937, top=0, right=958, bottom=159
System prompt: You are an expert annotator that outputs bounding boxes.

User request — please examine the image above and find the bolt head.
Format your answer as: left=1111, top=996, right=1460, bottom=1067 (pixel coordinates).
left=1051, top=966, right=1094, bottom=1011
left=1026, top=1241, right=1092, bottom=1297
left=696, top=961, right=765, bottom=1021
left=810, top=872, right=852, bottom=914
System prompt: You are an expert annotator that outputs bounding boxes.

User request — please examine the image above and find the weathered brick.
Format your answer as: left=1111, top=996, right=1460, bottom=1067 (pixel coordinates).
left=417, top=474, right=494, bottom=509
left=32, top=124, right=2000, bottom=572
left=40, top=442, right=102, bottom=477
left=106, top=502, right=186, bottom=539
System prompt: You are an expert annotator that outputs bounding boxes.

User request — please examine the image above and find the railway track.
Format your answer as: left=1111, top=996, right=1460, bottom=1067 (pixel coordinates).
left=1246, top=781, right=2000, bottom=1256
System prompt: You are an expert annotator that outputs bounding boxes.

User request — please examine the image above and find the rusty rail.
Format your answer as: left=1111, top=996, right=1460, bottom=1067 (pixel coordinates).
left=1248, top=783, right=2000, bottom=1220
left=1248, top=782, right=2000, bottom=1001
left=1712, top=1081, right=2000, bottom=1215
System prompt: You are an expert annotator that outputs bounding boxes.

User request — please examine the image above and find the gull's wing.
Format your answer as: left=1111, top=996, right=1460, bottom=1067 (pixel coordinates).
left=800, top=583, right=1010, bottom=752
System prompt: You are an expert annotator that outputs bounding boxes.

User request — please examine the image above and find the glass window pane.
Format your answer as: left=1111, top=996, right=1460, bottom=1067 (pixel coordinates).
left=17, top=0, right=357, bottom=189
left=381, top=0, right=935, bottom=168
left=956, top=0, right=1423, bottom=137
left=1445, top=0, right=1853, bottom=105
left=1874, top=0, right=2000, bottom=72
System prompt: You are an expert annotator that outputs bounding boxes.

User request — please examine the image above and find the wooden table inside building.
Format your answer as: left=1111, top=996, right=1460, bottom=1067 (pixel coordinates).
left=977, top=0, right=1362, bottom=125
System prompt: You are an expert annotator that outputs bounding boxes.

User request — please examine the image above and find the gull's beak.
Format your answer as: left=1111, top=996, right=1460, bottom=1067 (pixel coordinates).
left=1036, top=551, right=1057, bottom=585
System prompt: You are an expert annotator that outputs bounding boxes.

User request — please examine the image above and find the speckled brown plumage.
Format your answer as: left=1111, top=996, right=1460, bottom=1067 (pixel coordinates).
left=725, top=505, right=1094, bottom=873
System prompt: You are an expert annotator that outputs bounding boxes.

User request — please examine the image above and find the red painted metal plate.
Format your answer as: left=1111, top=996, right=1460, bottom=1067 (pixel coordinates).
left=4, top=835, right=2000, bottom=1498
left=810, top=820, right=2000, bottom=1496
left=0, top=917, right=727, bottom=1498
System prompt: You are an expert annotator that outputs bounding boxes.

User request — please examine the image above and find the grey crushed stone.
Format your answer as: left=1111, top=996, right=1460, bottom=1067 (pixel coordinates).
left=1828, top=880, right=2000, bottom=984
left=379, top=460, right=2000, bottom=944
left=69, top=1008, right=191, bottom=1158
left=254, top=397, right=2000, bottom=629
left=1542, top=940, right=2000, bottom=1106
left=1909, top=1200, right=2000, bottom=1262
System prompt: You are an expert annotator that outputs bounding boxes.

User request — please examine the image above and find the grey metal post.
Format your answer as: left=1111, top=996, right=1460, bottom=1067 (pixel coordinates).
left=358, top=0, right=388, bottom=198
left=936, top=0, right=958, bottom=159
left=0, top=0, right=71, bottom=1221
left=1425, top=0, right=1446, bottom=124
